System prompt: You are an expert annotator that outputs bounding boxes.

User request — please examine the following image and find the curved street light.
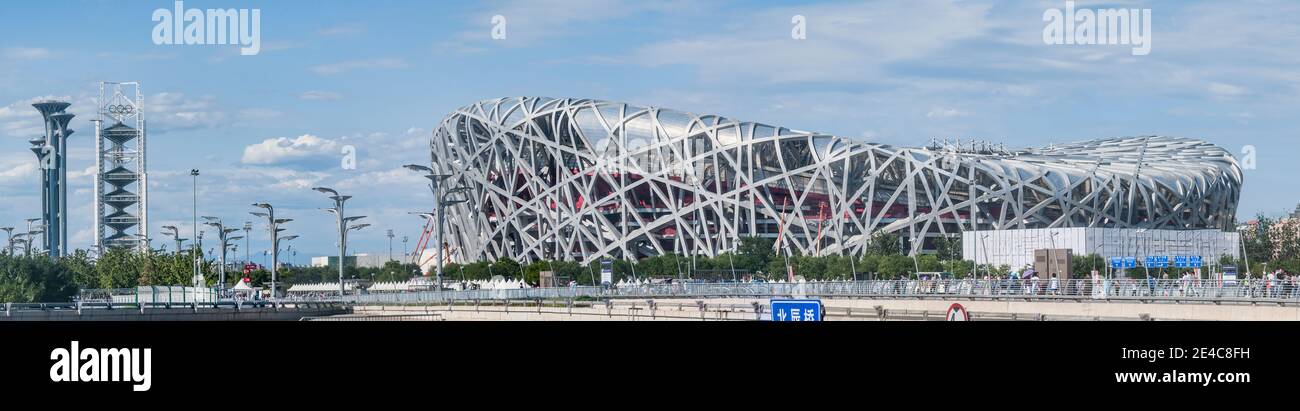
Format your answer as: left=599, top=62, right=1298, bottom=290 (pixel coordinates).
left=313, top=186, right=361, bottom=298
left=403, top=164, right=472, bottom=291
left=251, top=203, right=287, bottom=301
left=203, top=216, right=242, bottom=291
left=0, top=227, right=13, bottom=256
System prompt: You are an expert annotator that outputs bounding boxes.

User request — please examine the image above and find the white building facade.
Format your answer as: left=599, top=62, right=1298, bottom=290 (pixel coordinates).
left=963, top=227, right=1240, bottom=270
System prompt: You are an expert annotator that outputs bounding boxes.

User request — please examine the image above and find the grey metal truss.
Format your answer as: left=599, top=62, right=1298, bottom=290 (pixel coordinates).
left=93, top=81, right=149, bottom=253
left=430, top=97, right=1242, bottom=265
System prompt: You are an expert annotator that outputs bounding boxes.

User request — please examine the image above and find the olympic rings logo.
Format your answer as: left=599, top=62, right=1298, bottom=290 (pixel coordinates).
left=106, top=104, right=135, bottom=116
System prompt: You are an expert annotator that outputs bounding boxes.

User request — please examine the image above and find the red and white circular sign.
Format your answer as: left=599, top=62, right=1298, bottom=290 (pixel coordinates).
left=946, top=303, right=970, bottom=321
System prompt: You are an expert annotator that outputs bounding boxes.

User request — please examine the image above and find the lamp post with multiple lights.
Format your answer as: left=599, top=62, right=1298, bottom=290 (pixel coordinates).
left=251, top=203, right=289, bottom=300
left=403, top=164, right=472, bottom=290
left=12, top=234, right=27, bottom=257
left=312, top=186, right=365, bottom=298
left=161, top=225, right=188, bottom=260
left=275, top=234, right=299, bottom=268
left=202, top=217, right=241, bottom=290
left=0, top=226, right=12, bottom=254
left=24, top=219, right=41, bottom=256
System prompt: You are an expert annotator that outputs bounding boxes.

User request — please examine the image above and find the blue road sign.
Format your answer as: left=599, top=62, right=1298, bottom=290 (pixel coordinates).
left=1144, top=255, right=1169, bottom=268
left=1123, top=257, right=1137, bottom=268
left=1189, top=255, right=1202, bottom=268
left=770, top=299, right=823, bottom=322
left=1110, top=257, right=1124, bottom=269
left=1174, top=255, right=1188, bottom=268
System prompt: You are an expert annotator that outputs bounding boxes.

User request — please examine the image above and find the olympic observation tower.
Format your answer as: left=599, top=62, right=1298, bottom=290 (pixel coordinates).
left=30, top=100, right=73, bottom=257
left=92, top=82, right=149, bottom=254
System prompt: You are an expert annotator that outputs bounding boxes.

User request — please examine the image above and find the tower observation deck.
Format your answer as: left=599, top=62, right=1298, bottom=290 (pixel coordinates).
left=93, top=82, right=149, bottom=253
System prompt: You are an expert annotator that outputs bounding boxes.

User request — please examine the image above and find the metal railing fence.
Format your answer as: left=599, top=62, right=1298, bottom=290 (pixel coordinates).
left=314, top=278, right=1300, bottom=304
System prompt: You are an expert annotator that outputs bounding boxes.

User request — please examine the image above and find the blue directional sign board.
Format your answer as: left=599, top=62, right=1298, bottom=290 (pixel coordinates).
left=1110, top=257, right=1124, bottom=269
left=771, top=299, right=822, bottom=322
left=1174, top=255, right=1188, bottom=268
left=1123, top=257, right=1137, bottom=268
left=1189, top=255, right=1202, bottom=268
left=1144, top=256, right=1169, bottom=268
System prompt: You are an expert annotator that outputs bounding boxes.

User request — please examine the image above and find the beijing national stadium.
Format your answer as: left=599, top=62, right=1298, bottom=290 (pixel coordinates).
left=423, top=97, right=1243, bottom=267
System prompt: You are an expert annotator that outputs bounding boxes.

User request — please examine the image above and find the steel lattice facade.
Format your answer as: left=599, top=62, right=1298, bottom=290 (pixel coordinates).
left=430, top=97, right=1241, bottom=264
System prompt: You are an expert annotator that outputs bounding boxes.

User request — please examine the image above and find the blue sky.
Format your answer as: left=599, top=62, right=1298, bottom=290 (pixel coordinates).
left=1, top=0, right=1297, bottom=260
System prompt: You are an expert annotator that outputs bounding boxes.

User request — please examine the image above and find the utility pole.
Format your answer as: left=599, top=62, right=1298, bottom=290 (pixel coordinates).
left=191, top=169, right=199, bottom=280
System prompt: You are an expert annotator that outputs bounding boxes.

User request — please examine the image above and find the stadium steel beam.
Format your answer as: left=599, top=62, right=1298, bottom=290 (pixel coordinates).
left=428, top=97, right=1242, bottom=265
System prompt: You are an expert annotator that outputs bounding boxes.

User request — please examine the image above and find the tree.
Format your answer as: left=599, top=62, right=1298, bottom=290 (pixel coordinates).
left=916, top=254, right=943, bottom=272
left=877, top=255, right=914, bottom=279
left=1071, top=253, right=1105, bottom=277
left=866, top=232, right=902, bottom=256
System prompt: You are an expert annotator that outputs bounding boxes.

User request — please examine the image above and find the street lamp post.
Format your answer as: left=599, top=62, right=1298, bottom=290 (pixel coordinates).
left=203, top=217, right=241, bottom=291
left=162, top=225, right=182, bottom=254
left=403, top=164, right=472, bottom=291
left=251, top=204, right=288, bottom=301
left=191, top=169, right=199, bottom=282
left=243, top=221, right=252, bottom=265
left=27, top=226, right=45, bottom=257
left=1048, top=231, right=1060, bottom=278
left=24, top=219, right=41, bottom=257
left=312, top=187, right=363, bottom=298
left=0, top=226, right=12, bottom=254
left=1136, top=228, right=1149, bottom=278
left=194, top=230, right=205, bottom=287
left=979, top=234, right=990, bottom=278
left=275, top=235, right=299, bottom=268
left=386, top=229, right=394, bottom=262
left=12, top=234, right=27, bottom=257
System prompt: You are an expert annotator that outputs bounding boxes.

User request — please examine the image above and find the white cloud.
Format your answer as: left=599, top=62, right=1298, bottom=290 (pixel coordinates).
left=310, top=58, right=409, bottom=75
left=149, top=92, right=228, bottom=132
left=299, top=90, right=343, bottom=101
left=0, top=155, right=39, bottom=187
left=3, top=47, right=52, bottom=60
left=336, top=167, right=426, bottom=191
left=436, top=0, right=695, bottom=52
left=239, top=108, right=282, bottom=120
left=318, top=24, right=366, bottom=36
left=241, top=134, right=342, bottom=165
left=926, top=107, right=968, bottom=118
left=0, top=95, right=79, bottom=139
left=1207, top=82, right=1247, bottom=97
left=615, top=0, right=993, bottom=84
